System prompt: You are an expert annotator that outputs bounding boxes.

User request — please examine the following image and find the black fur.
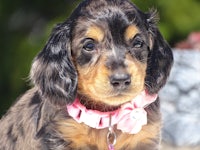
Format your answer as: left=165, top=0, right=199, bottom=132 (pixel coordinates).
left=145, top=29, right=173, bottom=94
left=30, top=22, right=78, bottom=106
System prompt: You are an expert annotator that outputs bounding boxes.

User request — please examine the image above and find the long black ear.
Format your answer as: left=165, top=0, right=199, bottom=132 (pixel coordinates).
left=145, top=11, right=173, bottom=94
left=30, top=21, right=77, bottom=106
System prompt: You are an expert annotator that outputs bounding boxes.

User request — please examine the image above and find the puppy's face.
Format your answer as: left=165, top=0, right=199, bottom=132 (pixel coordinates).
left=71, top=4, right=151, bottom=106
left=31, top=0, right=173, bottom=107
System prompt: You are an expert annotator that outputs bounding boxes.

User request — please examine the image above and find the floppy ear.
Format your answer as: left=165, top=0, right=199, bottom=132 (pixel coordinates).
left=30, top=22, right=77, bottom=106
left=145, top=11, right=173, bottom=94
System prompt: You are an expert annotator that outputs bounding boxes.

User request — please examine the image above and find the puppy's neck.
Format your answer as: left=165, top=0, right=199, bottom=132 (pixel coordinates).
left=78, top=95, right=120, bottom=112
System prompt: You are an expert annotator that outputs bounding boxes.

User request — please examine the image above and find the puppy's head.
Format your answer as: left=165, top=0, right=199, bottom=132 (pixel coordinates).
left=30, top=0, right=173, bottom=107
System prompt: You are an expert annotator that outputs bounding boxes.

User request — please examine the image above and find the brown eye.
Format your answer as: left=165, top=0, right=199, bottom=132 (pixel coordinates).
left=132, top=38, right=144, bottom=48
left=130, top=34, right=144, bottom=48
left=83, top=39, right=96, bottom=51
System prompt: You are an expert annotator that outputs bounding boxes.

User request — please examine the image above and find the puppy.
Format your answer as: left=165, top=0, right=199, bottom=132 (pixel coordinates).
left=0, top=0, right=173, bottom=149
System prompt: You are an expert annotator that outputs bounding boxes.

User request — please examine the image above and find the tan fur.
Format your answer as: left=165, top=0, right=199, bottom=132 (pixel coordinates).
left=56, top=118, right=160, bottom=150
left=86, top=26, right=105, bottom=42
left=124, top=25, right=140, bottom=41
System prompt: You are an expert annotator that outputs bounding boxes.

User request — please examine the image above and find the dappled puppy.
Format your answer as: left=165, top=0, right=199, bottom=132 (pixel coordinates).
left=0, top=0, right=173, bottom=149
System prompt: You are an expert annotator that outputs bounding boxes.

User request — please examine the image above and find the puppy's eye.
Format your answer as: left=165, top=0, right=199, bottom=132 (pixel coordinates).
left=83, top=39, right=96, bottom=51
left=132, top=36, right=144, bottom=48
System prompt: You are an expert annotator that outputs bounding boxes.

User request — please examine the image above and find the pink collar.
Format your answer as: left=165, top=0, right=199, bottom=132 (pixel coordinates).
left=67, top=90, right=157, bottom=134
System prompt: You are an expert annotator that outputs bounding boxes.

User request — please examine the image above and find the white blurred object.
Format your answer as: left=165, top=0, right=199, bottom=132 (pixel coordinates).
left=160, top=49, right=200, bottom=147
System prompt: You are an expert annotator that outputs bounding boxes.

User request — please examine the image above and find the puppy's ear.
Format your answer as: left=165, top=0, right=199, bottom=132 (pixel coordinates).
left=145, top=10, right=173, bottom=94
left=30, top=22, right=77, bottom=105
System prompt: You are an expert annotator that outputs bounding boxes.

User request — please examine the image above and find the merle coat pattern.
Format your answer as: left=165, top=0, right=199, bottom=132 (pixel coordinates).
left=0, top=0, right=173, bottom=149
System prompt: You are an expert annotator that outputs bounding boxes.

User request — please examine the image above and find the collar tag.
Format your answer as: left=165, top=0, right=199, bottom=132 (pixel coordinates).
left=107, top=115, right=116, bottom=150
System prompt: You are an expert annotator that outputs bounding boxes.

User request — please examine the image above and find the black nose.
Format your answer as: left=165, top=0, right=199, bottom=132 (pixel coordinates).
left=110, top=73, right=131, bottom=90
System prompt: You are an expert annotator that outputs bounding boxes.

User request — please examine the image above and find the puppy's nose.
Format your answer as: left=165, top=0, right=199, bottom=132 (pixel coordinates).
left=110, top=73, right=131, bottom=90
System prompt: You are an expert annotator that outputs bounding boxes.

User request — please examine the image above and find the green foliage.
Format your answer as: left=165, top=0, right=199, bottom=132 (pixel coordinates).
left=0, top=0, right=200, bottom=116
left=134, top=0, right=200, bottom=43
left=0, top=0, right=81, bottom=115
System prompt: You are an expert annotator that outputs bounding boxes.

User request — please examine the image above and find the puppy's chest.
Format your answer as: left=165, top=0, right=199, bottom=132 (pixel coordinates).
left=56, top=119, right=135, bottom=150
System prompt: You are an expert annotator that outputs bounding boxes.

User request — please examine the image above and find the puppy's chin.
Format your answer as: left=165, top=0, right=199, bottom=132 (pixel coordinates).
left=96, top=91, right=142, bottom=106
left=78, top=88, right=144, bottom=111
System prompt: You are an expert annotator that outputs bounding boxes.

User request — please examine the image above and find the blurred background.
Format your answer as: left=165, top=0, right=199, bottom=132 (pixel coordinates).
left=0, top=0, right=200, bottom=149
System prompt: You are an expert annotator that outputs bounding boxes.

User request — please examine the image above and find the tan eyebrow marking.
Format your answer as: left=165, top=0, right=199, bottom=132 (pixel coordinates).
left=125, top=25, right=140, bottom=41
left=86, top=26, right=104, bottom=42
